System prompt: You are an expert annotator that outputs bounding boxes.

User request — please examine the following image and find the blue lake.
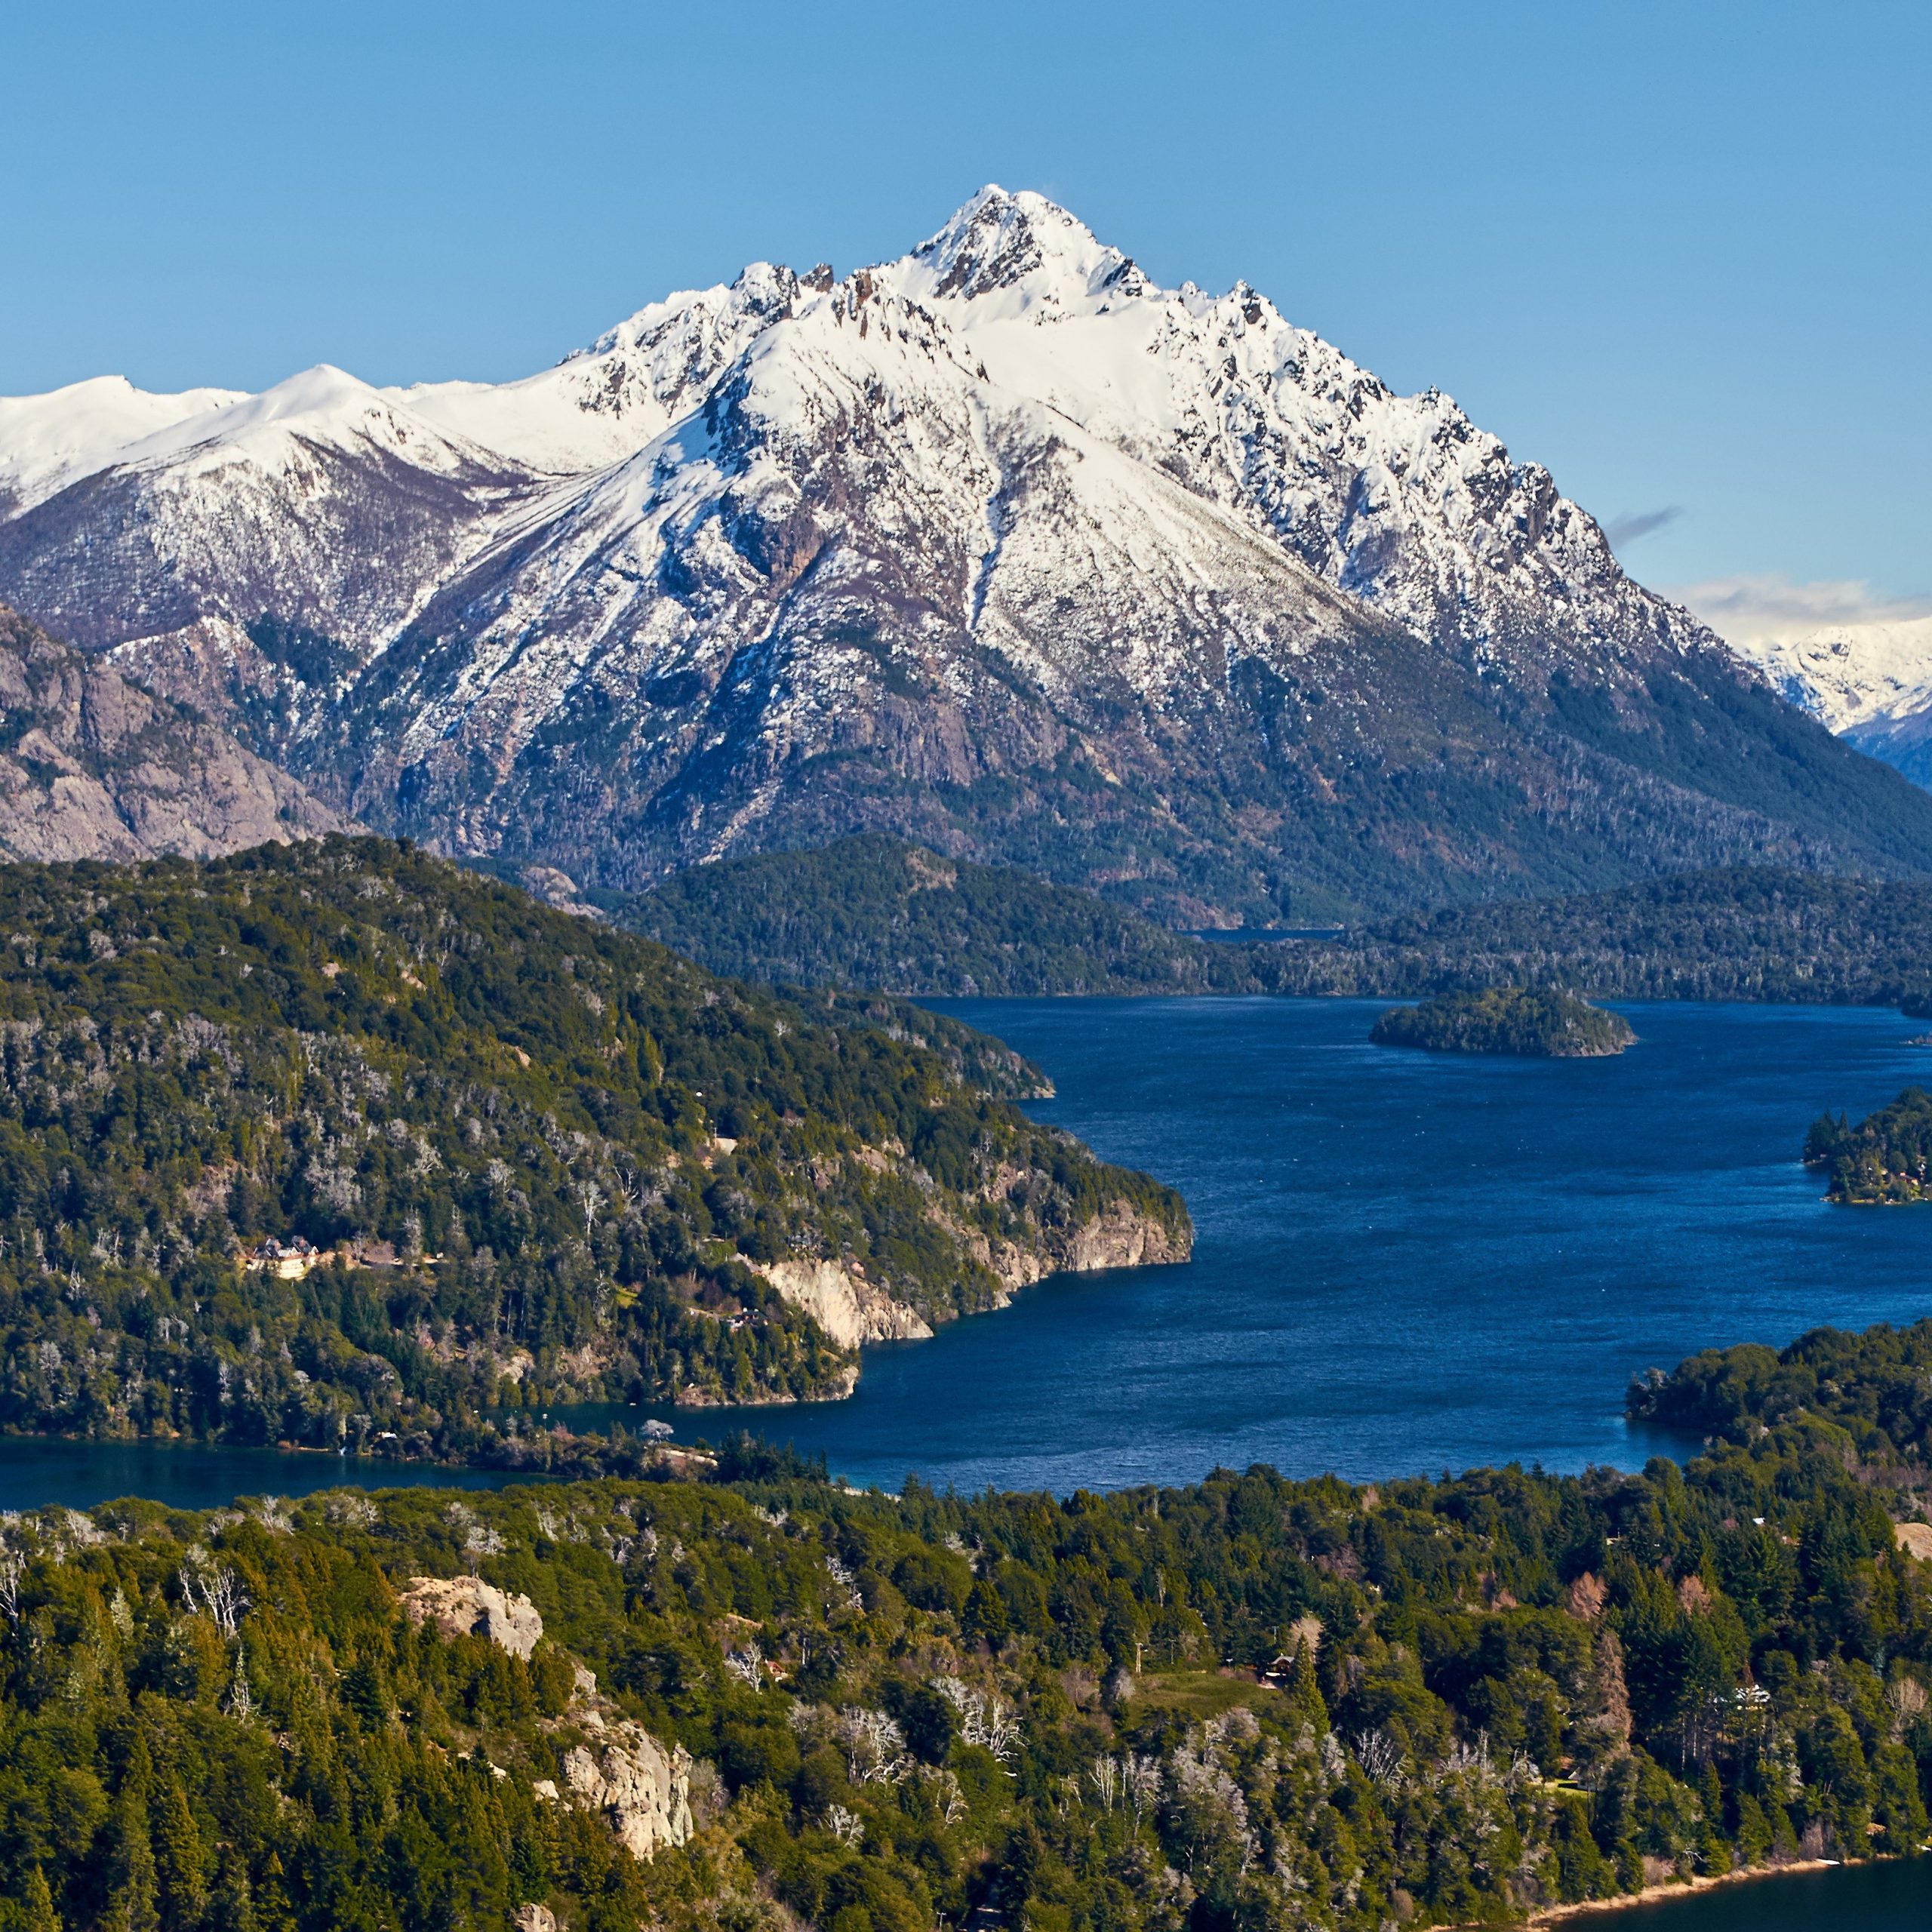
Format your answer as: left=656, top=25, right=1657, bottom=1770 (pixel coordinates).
left=681, top=995, right=1932, bottom=1494
left=4, top=997, right=1931, bottom=1515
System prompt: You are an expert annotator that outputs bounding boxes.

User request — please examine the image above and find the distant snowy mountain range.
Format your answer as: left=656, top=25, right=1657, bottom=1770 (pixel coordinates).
left=3, top=186, right=1930, bottom=918
left=1725, top=617, right=1932, bottom=791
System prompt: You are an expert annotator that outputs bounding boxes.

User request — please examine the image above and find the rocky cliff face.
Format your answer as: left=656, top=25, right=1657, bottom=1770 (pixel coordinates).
left=747, top=1182, right=1191, bottom=1352
left=8, top=195, right=1931, bottom=918
left=561, top=1718, right=694, bottom=1861
left=0, top=602, right=346, bottom=861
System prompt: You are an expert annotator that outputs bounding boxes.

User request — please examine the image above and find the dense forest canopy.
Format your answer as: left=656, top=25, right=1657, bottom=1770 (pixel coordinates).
left=1, top=1402, right=1929, bottom=1932
left=614, top=838, right=1254, bottom=998
left=1367, top=989, right=1635, bottom=1059
left=0, top=838, right=1186, bottom=1457
left=1631, top=1316, right=1932, bottom=1475
left=1262, top=867, right=1932, bottom=1007
left=613, top=843, right=1932, bottom=1013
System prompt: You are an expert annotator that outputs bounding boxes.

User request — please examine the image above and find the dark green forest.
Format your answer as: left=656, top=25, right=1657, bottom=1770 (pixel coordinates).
left=1367, top=990, right=1635, bottom=1059
left=2, top=1401, right=1930, bottom=1932
left=1262, top=868, right=1932, bottom=1007
left=1802, top=1091, right=1932, bottom=1204
left=615, top=843, right=1932, bottom=1014
left=1629, top=1315, right=1932, bottom=1492
left=0, top=838, right=1186, bottom=1454
left=616, top=839, right=1253, bottom=998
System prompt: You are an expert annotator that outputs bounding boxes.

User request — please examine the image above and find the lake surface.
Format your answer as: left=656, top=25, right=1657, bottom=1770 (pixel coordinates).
left=656, top=996, right=1932, bottom=1496
left=1611, top=1855, right=1932, bottom=1927
left=5, top=998, right=1932, bottom=1515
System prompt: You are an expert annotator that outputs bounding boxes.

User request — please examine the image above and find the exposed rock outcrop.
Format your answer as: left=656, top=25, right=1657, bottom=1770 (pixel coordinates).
left=561, top=1719, right=693, bottom=1860
left=0, top=602, right=344, bottom=862
left=751, top=1257, right=935, bottom=1349
left=398, top=1575, right=544, bottom=1658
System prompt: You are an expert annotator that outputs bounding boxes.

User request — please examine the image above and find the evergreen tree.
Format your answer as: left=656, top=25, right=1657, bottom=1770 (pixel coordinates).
left=963, top=1577, right=1008, bottom=1651
left=22, top=1867, right=61, bottom=1932
left=207, top=1849, right=255, bottom=1932
left=253, top=1854, right=295, bottom=1932
left=153, top=1777, right=208, bottom=1931
left=106, top=1795, right=159, bottom=1932
left=1288, top=1640, right=1327, bottom=1732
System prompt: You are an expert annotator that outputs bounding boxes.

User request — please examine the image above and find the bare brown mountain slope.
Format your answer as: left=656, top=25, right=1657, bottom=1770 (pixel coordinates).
left=0, top=602, right=346, bottom=860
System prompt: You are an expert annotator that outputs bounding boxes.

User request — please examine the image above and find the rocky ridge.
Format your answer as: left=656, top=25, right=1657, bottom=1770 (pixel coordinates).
left=0, top=601, right=346, bottom=860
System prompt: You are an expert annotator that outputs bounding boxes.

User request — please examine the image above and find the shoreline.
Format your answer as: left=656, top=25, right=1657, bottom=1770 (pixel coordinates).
left=1524, top=1856, right=1850, bottom=1924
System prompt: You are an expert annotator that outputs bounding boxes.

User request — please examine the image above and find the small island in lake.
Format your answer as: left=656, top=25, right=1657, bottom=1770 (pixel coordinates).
left=1806, top=1086, right=1932, bottom=1201
left=1370, top=985, right=1636, bottom=1057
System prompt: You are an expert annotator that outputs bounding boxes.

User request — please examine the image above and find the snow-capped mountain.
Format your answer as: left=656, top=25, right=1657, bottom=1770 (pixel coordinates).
left=4, top=188, right=1930, bottom=919
left=1730, top=616, right=1932, bottom=789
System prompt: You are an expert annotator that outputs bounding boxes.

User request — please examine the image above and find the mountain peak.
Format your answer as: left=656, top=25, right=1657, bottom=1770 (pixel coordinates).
left=892, top=186, right=1150, bottom=317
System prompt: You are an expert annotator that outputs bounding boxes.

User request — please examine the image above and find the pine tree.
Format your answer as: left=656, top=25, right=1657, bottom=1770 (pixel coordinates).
left=1289, top=1639, right=1328, bottom=1732
left=963, top=1577, right=1008, bottom=1651
left=23, top=1866, right=61, bottom=1932
left=106, top=1795, right=160, bottom=1932
left=154, top=1777, right=209, bottom=1931
left=253, top=1854, right=295, bottom=1932
left=208, top=1847, right=256, bottom=1932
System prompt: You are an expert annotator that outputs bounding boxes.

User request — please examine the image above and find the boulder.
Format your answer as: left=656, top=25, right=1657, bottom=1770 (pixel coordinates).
left=398, top=1576, right=543, bottom=1659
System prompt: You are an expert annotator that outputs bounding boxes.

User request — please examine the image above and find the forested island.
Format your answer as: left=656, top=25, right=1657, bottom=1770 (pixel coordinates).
left=2, top=1363, right=1930, bottom=1932
left=1369, top=988, right=1636, bottom=1057
left=0, top=838, right=1188, bottom=1458
left=1803, top=1091, right=1932, bottom=1203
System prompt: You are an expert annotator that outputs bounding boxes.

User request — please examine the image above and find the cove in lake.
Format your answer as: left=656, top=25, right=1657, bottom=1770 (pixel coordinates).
left=5, top=998, right=1931, bottom=1515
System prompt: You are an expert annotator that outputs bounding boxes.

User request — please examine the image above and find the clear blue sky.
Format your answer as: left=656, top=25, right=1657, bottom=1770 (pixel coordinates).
left=4, top=0, right=1926, bottom=619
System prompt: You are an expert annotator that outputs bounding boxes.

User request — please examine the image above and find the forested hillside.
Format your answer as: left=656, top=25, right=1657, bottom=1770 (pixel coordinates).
left=0, top=838, right=1187, bottom=1452
left=1263, top=868, right=1932, bottom=1005
left=2, top=1407, right=1928, bottom=1932
left=620, top=838, right=1254, bottom=997
left=620, top=846, right=1932, bottom=1014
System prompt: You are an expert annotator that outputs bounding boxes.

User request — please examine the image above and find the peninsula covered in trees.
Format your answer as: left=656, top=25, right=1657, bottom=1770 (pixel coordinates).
left=1627, top=1315, right=1932, bottom=1472
left=0, top=838, right=1188, bottom=1456
left=1369, top=989, right=1636, bottom=1058
left=1803, top=1091, right=1932, bottom=1203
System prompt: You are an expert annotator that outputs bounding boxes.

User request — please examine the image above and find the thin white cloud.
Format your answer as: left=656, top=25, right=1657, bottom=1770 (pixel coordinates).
left=1670, top=572, right=1932, bottom=647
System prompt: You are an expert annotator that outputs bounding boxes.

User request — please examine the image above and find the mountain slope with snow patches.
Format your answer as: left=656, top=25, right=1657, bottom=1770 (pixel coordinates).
left=3, top=189, right=1929, bottom=919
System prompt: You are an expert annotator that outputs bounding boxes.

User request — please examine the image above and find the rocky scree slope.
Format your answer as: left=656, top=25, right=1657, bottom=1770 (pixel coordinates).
left=0, top=836, right=1187, bottom=1454
left=0, top=601, right=344, bottom=861
left=5, top=195, right=1932, bottom=919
